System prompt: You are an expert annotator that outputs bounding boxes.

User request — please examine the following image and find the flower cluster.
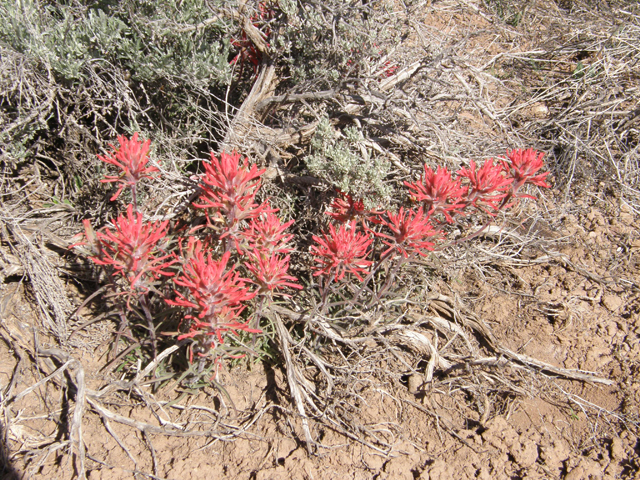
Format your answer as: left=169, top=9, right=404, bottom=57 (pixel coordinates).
left=77, top=135, right=302, bottom=363
left=457, top=159, right=512, bottom=214
left=502, top=148, right=550, bottom=196
left=177, top=151, right=300, bottom=355
left=168, top=244, right=253, bottom=319
left=374, top=207, right=437, bottom=258
left=77, top=132, right=550, bottom=368
left=229, top=1, right=274, bottom=77
left=98, top=132, right=158, bottom=203
left=404, top=166, right=467, bottom=223
left=242, top=210, right=300, bottom=296
left=311, top=221, right=373, bottom=281
left=82, top=204, right=175, bottom=295
left=312, top=148, right=550, bottom=280
left=326, top=191, right=377, bottom=225
left=242, top=210, right=294, bottom=256
left=245, top=251, right=302, bottom=296
left=166, top=243, right=259, bottom=358
left=192, top=151, right=268, bottom=248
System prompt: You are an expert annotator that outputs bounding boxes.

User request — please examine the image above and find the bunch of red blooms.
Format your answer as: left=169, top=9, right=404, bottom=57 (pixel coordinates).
left=75, top=134, right=549, bottom=363
left=312, top=149, right=550, bottom=283
left=74, top=135, right=300, bottom=363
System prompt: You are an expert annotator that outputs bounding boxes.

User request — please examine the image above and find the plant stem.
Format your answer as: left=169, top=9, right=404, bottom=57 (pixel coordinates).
left=131, top=183, right=138, bottom=213
left=139, top=294, right=157, bottom=359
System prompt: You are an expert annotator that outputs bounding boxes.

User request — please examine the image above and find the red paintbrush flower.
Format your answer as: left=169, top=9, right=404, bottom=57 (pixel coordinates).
left=168, top=240, right=259, bottom=358
left=404, top=165, right=467, bottom=223
left=457, top=159, right=513, bottom=214
left=311, top=221, right=373, bottom=281
left=167, top=242, right=254, bottom=319
left=177, top=306, right=261, bottom=361
left=502, top=148, right=550, bottom=195
left=375, top=207, right=438, bottom=258
left=242, top=209, right=294, bottom=255
left=89, top=204, right=175, bottom=293
left=245, top=250, right=302, bottom=295
left=192, top=151, right=268, bottom=241
left=98, top=133, right=158, bottom=201
left=326, top=191, right=378, bottom=224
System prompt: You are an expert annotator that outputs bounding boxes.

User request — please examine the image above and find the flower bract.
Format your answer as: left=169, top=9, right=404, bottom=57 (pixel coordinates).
left=99, top=133, right=158, bottom=201
left=375, top=207, right=438, bottom=258
left=404, top=166, right=467, bottom=223
left=311, top=221, right=373, bottom=281
left=87, top=205, right=175, bottom=294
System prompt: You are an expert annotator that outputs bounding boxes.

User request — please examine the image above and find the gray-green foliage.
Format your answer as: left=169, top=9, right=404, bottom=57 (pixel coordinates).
left=0, top=0, right=232, bottom=83
left=273, top=0, right=403, bottom=88
left=0, top=0, right=405, bottom=212
left=305, top=118, right=391, bottom=207
left=0, top=0, right=239, bottom=199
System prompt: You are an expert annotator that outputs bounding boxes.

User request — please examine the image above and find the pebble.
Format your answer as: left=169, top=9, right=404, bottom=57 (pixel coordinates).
left=610, top=437, right=625, bottom=461
left=602, top=294, right=623, bottom=313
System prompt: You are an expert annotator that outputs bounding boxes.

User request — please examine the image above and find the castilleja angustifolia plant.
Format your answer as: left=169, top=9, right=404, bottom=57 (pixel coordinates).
left=314, top=149, right=551, bottom=299
left=74, top=136, right=300, bottom=368
left=74, top=134, right=550, bottom=377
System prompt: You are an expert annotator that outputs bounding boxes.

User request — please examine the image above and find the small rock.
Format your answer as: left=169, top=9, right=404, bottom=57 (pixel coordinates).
left=363, top=452, right=385, bottom=471
left=407, top=374, right=423, bottom=394
left=565, top=458, right=604, bottom=480
left=475, top=467, right=492, bottom=480
left=419, top=459, right=455, bottom=480
left=530, top=102, right=549, bottom=118
left=276, top=437, right=297, bottom=460
left=602, top=294, right=623, bottom=313
left=610, top=437, right=625, bottom=461
left=383, top=456, right=414, bottom=480
left=255, top=466, right=287, bottom=480
left=513, top=440, right=539, bottom=468
left=620, top=213, right=634, bottom=225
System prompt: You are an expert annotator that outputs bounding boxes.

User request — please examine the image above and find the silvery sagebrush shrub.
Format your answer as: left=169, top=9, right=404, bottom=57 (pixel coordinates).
left=272, top=0, right=405, bottom=88
left=0, top=0, right=407, bottom=187
left=0, top=0, right=232, bottom=84
left=0, top=0, right=234, bottom=192
left=305, top=118, right=393, bottom=208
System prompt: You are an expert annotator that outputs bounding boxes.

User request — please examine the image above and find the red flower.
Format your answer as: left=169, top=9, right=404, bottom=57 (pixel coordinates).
left=245, top=250, right=302, bottom=295
left=311, top=221, right=373, bottom=281
left=192, top=151, right=267, bottom=238
left=375, top=207, right=438, bottom=258
left=99, top=133, right=158, bottom=201
left=167, top=242, right=254, bottom=319
left=177, top=306, right=261, bottom=360
left=379, top=61, right=398, bottom=78
left=89, top=204, right=175, bottom=292
left=242, top=209, right=294, bottom=255
left=326, top=191, right=378, bottom=224
left=404, top=166, right=467, bottom=223
left=502, top=149, right=550, bottom=194
left=167, top=241, right=259, bottom=358
left=457, top=159, right=513, bottom=214
left=229, top=1, right=274, bottom=77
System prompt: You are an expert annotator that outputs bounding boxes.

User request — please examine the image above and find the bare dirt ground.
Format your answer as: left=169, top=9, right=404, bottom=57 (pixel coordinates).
left=1, top=1, right=639, bottom=479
